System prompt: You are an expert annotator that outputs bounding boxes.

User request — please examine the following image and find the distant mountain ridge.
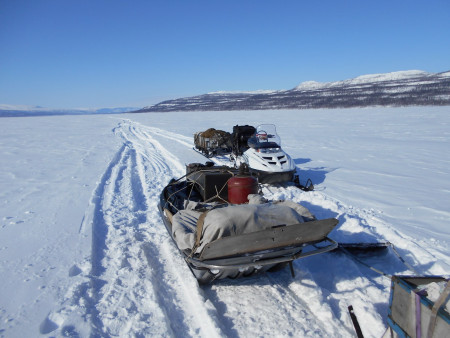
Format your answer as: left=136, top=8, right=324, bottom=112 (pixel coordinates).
left=137, top=70, right=450, bottom=112
left=0, top=105, right=136, bottom=117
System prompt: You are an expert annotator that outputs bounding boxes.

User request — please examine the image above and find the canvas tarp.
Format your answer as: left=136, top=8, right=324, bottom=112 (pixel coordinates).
left=170, top=195, right=316, bottom=254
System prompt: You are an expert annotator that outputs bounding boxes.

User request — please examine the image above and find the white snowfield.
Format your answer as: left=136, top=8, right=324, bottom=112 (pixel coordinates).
left=0, top=107, right=449, bottom=337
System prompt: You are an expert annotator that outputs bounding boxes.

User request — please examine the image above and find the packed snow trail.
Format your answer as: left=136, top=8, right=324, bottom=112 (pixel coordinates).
left=42, top=118, right=446, bottom=337
left=44, top=120, right=223, bottom=337
left=88, top=120, right=225, bottom=337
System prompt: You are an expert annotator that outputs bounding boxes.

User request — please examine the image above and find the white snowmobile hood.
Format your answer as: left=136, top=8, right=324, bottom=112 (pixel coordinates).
left=242, top=147, right=295, bottom=173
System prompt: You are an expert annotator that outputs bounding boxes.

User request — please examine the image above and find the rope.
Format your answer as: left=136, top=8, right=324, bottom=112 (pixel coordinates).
left=202, top=170, right=236, bottom=204
left=389, top=243, right=420, bottom=275
left=164, top=182, right=192, bottom=212
left=186, top=181, right=195, bottom=201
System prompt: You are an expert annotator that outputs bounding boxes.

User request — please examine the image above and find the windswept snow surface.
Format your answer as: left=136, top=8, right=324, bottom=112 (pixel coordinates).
left=0, top=106, right=449, bottom=337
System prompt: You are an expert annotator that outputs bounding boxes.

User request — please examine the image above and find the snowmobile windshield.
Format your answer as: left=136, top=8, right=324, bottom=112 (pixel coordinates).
left=247, top=124, right=282, bottom=151
left=256, top=124, right=281, bottom=146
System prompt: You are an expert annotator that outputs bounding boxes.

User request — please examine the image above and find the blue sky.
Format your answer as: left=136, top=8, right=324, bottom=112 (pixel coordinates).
left=1, top=0, right=449, bottom=109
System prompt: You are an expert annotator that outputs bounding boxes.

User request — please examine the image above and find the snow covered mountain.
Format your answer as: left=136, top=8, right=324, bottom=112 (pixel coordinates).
left=138, top=70, right=450, bottom=112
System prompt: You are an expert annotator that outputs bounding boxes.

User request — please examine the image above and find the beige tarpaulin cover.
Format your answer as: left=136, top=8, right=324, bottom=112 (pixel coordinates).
left=171, top=195, right=315, bottom=253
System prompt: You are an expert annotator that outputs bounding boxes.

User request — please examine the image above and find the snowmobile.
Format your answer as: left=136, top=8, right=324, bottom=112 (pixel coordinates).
left=158, top=162, right=339, bottom=283
left=194, top=124, right=299, bottom=185
left=232, top=124, right=297, bottom=184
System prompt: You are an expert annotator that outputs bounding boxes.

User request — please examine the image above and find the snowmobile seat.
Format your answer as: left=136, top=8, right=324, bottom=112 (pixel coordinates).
left=247, top=136, right=280, bottom=150
left=232, top=125, right=256, bottom=155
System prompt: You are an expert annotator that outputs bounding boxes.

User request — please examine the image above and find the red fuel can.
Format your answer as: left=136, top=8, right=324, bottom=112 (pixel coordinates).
left=228, top=175, right=258, bottom=204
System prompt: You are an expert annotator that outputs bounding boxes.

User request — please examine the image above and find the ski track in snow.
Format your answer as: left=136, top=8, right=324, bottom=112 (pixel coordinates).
left=43, top=118, right=448, bottom=337
left=44, top=120, right=223, bottom=337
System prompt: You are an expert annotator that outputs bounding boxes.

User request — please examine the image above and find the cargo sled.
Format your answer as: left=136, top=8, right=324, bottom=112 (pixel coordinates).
left=194, top=128, right=232, bottom=158
left=158, top=162, right=338, bottom=283
left=383, top=275, right=450, bottom=338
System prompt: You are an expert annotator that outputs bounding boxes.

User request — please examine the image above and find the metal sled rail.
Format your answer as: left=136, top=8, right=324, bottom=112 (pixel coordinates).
left=186, top=237, right=338, bottom=270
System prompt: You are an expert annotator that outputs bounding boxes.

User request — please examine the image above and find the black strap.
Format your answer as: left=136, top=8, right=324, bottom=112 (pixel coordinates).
left=348, top=305, right=364, bottom=338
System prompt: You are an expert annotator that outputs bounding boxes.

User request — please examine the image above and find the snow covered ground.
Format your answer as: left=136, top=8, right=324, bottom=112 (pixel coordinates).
left=0, top=106, right=449, bottom=337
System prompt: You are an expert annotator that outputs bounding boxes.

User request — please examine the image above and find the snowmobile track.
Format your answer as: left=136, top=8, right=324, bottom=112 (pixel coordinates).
left=74, top=120, right=224, bottom=336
